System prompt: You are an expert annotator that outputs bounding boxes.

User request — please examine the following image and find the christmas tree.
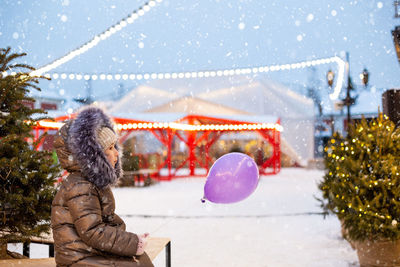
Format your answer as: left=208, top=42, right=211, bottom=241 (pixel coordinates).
left=319, top=113, right=400, bottom=241
left=0, top=47, right=60, bottom=258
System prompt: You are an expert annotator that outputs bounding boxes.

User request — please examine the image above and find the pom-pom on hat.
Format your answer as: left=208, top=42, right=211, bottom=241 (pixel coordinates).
left=96, top=126, right=118, bottom=150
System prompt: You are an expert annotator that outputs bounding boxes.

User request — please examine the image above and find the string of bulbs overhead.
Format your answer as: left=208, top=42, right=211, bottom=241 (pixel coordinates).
left=1, top=0, right=346, bottom=101
left=38, top=56, right=346, bottom=100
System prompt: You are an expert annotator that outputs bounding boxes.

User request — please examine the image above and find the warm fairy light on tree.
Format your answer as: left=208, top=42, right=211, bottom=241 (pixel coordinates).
left=319, top=113, right=400, bottom=241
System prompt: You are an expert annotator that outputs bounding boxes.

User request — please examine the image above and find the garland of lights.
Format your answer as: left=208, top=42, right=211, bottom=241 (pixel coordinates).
left=37, top=120, right=283, bottom=132
left=4, top=56, right=345, bottom=100
left=44, top=56, right=345, bottom=101
left=4, top=55, right=344, bottom=100
left=26, top=0, right=163, bottom=77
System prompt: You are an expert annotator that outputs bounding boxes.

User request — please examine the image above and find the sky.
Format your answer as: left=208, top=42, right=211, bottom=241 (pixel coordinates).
left=0, top=0, right=399, bottom=110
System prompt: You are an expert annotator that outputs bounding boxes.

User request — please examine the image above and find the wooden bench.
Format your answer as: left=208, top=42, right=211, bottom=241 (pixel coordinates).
left=0, top=237, right=171, bottom=267
left=8, top=234, right=55, bottom=258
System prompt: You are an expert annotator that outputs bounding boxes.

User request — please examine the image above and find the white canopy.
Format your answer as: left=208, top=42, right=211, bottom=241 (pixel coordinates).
left=109, top=75, right=315, bottom=166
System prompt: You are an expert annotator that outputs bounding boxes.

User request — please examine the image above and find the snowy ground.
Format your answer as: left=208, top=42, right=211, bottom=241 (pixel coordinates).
left=9, top=168, right=359, bottom=266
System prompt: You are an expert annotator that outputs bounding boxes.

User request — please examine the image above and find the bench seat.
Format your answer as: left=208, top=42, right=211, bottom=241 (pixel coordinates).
left=0, top=237, right=171, bottom=267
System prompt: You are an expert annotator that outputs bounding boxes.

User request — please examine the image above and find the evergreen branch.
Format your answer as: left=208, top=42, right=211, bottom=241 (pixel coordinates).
left=9, top=63, right=35, bottom=71
left=0, top=49, right=27, bottom=72
left=0, top=46, right=60, bottom=242
left=0, top=168, right=12, bottom=181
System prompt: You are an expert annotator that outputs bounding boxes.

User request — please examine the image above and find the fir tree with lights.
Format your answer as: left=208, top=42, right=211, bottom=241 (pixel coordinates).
left=319, top=113, right=400, bottom=242
left=0, top=47, right=60, bottom=258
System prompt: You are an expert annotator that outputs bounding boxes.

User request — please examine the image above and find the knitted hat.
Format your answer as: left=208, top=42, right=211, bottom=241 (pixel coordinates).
left=96, top=126, right=117, bottom=150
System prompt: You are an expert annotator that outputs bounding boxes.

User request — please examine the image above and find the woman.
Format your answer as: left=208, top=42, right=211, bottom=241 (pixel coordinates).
left=51, top=107, right=153, bottom=267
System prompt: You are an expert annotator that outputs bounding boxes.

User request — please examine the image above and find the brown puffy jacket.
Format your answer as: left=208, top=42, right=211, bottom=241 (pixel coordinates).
left=51, top=115, right=153, bottom=267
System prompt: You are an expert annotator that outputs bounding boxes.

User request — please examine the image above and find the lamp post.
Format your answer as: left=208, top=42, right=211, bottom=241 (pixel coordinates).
left=360, top=69, right=370, bottom=88
left=326, top=52, right=369, bottom=131
left=393, top=1, right=400, bottom=63
left=342, top=52, right=356, bottom=128
left=393, top=26, right=400, bottom=63
left=326, top=70, right=335, bottom=88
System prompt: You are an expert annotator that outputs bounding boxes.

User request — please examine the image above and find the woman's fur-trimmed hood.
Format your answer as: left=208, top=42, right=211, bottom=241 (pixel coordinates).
left=67, top=107, right=122, bottom=188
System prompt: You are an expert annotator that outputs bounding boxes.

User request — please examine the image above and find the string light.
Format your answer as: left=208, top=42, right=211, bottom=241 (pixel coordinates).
left=5, top=55, right=345, bottom=100
left=37, top=121, right=65, bottom=129
left=28, top=56, right=345, bottom=100
left=35, top=120, right=283, bottom=132
left=28, top=0, right=163, bottom=77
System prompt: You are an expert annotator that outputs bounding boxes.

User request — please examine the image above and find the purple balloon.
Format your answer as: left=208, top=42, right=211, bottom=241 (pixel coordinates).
left=203, top=152, right=259, bottom=204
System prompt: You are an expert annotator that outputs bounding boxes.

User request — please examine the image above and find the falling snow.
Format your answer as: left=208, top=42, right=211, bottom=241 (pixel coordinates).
left=60, top=14, right=68, bottom=22
left=297, top=34, right=303, bottom=41
left=238, top=22, right=245, bottom=30
left=8, top=169, right=358, bottom=266
left=1, top=1, right=400, bottom=263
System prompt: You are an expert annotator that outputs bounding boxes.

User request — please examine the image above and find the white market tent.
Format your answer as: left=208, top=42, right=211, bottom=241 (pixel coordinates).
left=108, top=75, right=315, bottom=166
left=144, top=96, right=252, bottom=115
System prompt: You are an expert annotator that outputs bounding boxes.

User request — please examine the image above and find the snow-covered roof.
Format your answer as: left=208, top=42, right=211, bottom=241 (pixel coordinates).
left=110, top=112, right=278, bottom=124
left=31, top=109, right=71, bottom=119
left=145, top=96, right=252, bottom=116
left=108, top=85, right=180, bottom=114
left=110, top=75, right=314, bottom=120
left=111, top=112, right=186, bottom=123
left=352, top=89, right=382, bottom=115
left=28, top=90, right=65, bottom=101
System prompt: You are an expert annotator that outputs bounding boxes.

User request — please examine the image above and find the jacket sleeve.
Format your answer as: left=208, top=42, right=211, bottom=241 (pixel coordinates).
left=112, top=214, right=126, bottom=231
left=66, top=181, right=139, bottom=256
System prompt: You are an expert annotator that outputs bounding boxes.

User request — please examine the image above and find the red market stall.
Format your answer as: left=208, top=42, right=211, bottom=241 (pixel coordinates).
left=33, top=113, right=282, bottom=180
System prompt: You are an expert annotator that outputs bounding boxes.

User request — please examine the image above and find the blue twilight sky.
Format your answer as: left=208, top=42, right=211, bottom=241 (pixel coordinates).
left=0, top=0, right=399, bottom=110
